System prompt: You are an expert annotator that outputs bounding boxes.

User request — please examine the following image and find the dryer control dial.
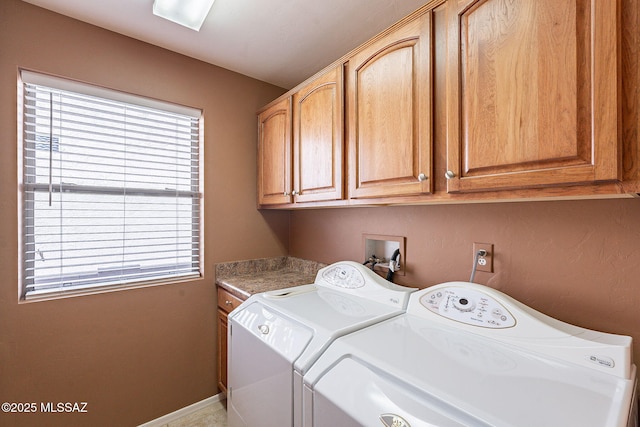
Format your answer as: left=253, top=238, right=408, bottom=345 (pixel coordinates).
left=420, top=287, right=516, bottom=328
left=320, top=264, right=365, bottom=289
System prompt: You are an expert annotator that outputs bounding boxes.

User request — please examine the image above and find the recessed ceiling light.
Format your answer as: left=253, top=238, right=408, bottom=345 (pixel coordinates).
left=153, top=0, right=216, bottom=31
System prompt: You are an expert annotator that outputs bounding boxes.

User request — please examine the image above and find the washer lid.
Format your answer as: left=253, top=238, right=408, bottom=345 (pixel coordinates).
left=408, top=282, right=633, bottom=379
left=233, top=261, right=416, bottom=373
left=313, top=356, right=487, bottom=427
left=304, top=315, right=637, bottom=427
left=252, top=284, right=408, bottom=373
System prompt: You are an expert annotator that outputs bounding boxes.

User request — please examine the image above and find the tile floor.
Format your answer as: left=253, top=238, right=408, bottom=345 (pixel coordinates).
left=164, top=399, right=227, bottom=427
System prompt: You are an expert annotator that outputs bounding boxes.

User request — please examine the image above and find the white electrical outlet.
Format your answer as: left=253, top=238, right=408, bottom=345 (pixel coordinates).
left=473, top=243, right=493, bottom=273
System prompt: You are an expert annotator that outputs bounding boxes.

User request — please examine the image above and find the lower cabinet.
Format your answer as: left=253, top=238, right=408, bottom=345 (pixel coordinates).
left=216, top=288, right=244, bottom=393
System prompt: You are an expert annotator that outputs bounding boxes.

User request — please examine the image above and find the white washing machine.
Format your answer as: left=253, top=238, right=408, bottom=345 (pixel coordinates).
left=227, top=261, right=416, bottom=427
left=303, top=281, right=638, bottom=427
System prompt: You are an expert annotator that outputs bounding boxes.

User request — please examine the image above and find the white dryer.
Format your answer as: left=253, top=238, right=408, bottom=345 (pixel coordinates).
left=302, top=281, right=638, bottom=427
left=227, top=261, right=416, bottom=427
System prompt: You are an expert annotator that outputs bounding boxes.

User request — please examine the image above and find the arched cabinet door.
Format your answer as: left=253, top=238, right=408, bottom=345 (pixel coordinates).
left=257, top=97, right=292, bottom=206
left=445, top=0, right=620, bottom=193
left=293, top=66, right=344, bottom=203
left=347, top=11, right=433, bottom=199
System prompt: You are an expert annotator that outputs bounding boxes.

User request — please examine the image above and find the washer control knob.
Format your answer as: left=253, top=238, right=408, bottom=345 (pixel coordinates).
left=258, top=324, right=270, bottom=335
left=453, top=297, right=476, bottom=312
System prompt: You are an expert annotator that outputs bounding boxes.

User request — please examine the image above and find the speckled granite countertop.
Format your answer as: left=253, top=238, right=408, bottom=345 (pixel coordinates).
left=215, top=257, right=327, bottom=300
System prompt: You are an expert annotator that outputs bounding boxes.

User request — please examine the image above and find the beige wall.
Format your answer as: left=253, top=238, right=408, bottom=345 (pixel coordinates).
left=0, top=1, right=287, bottom=426
left=3, top=1, right=639, bottom=425
left=290, top=199, right=640, bottom=369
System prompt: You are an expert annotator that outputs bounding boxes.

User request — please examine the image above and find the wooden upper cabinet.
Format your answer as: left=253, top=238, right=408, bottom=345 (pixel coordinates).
left=347, top=12, right=433, bottom=199
left=445, top=0, right=621, bottom=193
left=257, top=97, right=292, bottom=205
left=293, top=66, right=344, bottom=203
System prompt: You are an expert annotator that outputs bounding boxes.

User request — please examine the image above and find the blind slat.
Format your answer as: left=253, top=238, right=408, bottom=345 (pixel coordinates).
left=24, top=183, right=200, bottom=198
left=25, top=252, right=201, bottom=273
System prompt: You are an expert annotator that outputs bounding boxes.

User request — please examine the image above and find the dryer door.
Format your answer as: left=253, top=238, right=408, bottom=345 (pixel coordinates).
left=308, top=357, right=487, bottom=427
left=228, top=302, right=312, bottom=427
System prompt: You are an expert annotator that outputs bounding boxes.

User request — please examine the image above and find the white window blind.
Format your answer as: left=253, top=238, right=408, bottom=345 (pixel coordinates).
left=20, top=71, right=202, bottom=299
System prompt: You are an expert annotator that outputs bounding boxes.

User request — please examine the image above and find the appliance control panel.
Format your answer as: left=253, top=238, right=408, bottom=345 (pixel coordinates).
left=420, top=287, right=516, bottom=328
left=314, top=261, right=415, bottom=308
left=320, top=263, right=366, bottom=289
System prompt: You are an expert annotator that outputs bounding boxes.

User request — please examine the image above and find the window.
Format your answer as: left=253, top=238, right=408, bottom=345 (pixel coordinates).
left=20, top=71, right=202, bottom=300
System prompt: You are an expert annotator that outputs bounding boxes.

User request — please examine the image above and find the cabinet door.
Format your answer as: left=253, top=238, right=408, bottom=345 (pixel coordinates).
left=445, top=0, right=620, bottom=192
left=257, top=97, right=292, bottom=205
left=347, top=12, right=433, bottom=199
left=293, top=66, right=344, bottom=203
left=217, top=288, right=243, bottom=392
left=217, top=309, right=228, bottom=392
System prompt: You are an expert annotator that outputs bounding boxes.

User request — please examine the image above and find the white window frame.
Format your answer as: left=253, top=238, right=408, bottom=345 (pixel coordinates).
left=18, top=70, right=203, bottom=301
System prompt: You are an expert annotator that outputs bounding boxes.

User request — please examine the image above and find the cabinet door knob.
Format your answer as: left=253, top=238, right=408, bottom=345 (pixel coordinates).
left=445, top=170, right=456, bottom=179
left=417, top=173, right=427, bottom=182
left=283, top=191, right=289, bottom=196
left=292, top=190, right=299, bottom=196
left=225, top=300, right=233, bottom=306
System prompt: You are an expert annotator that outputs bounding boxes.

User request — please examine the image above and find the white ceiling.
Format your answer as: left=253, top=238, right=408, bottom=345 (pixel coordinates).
left=22, top=0, right=429, bottom=89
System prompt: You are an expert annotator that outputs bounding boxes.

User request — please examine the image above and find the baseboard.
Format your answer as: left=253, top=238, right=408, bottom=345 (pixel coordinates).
left=138, top=393, right=225, bottom=427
